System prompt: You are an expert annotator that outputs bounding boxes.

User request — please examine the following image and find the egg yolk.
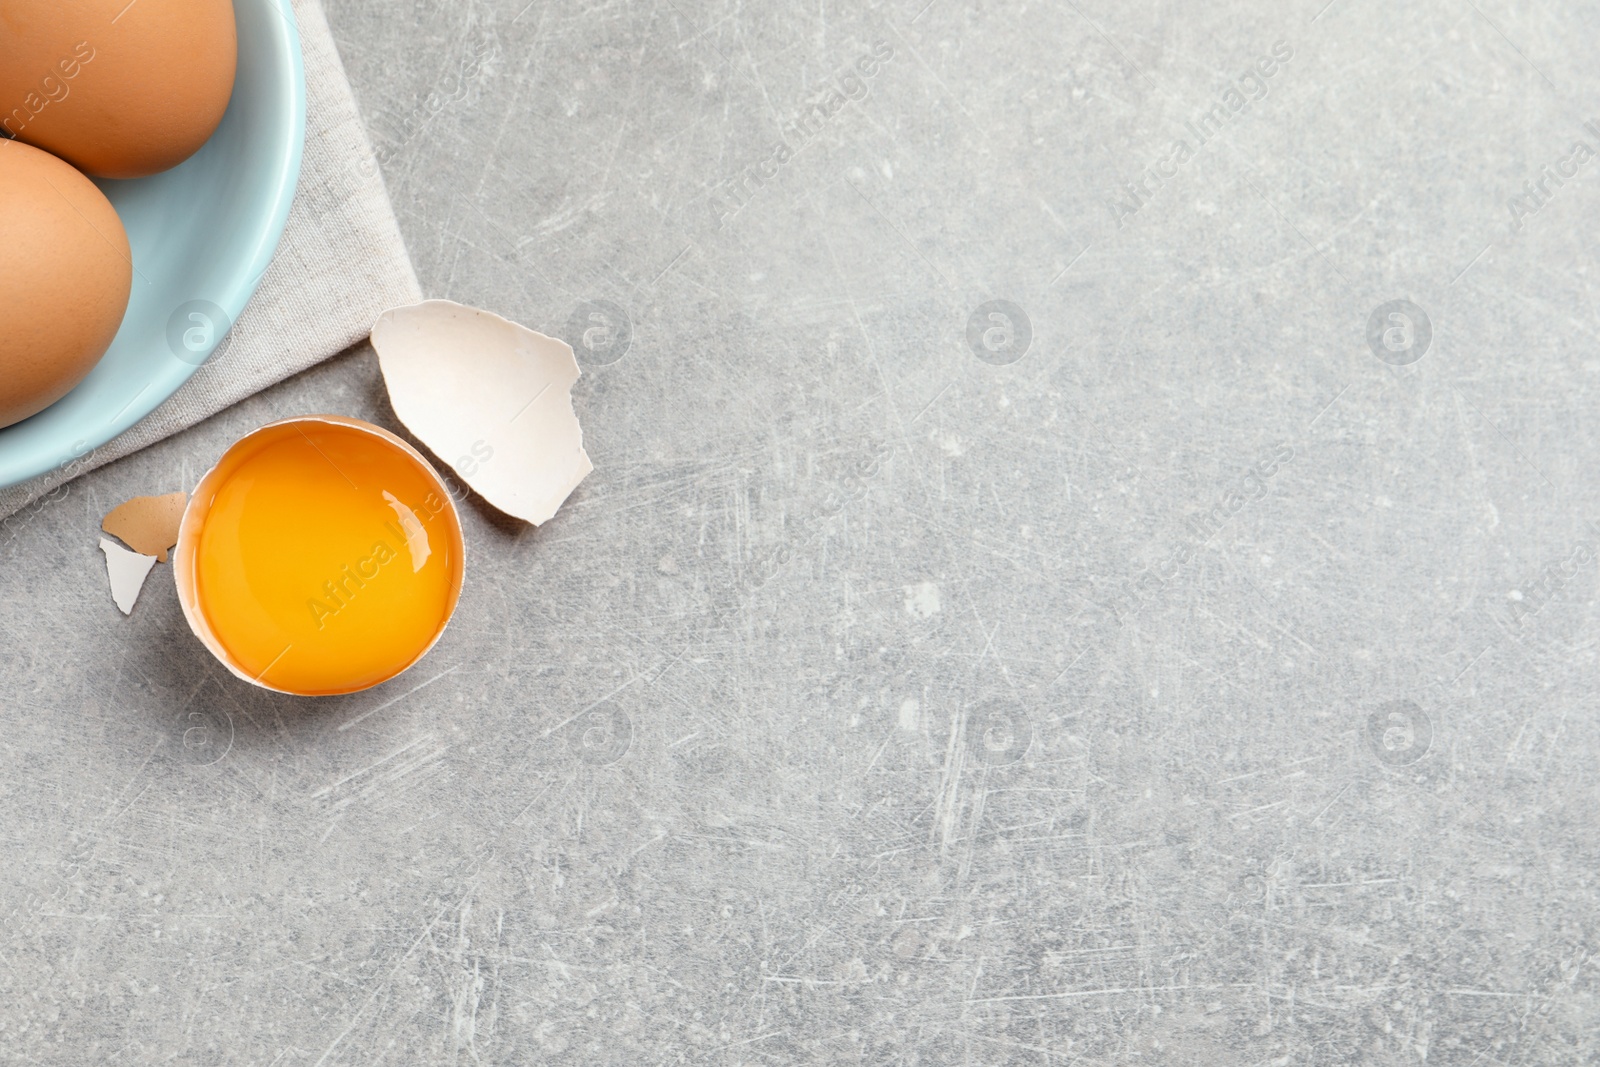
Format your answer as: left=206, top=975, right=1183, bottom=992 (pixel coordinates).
left=194, top=423, right=460, bottom=695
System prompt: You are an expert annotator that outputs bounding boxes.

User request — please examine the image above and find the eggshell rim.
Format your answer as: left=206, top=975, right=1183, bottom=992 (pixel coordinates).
left=174, top=415, right=467, bottom=698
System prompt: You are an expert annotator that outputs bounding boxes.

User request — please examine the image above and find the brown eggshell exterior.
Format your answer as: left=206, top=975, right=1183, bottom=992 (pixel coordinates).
left=0, top=140, right=133, bottom=428
left=0, top=0, right=238, bottom=179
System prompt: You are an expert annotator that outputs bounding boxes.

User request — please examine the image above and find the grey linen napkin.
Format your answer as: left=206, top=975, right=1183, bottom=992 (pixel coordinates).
left=0, top=0, right=421, bottom=522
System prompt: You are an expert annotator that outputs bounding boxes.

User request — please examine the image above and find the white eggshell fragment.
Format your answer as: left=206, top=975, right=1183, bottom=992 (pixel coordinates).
left=100, top=538, right=158, bottom=615
left=370, top=301, right=594, bottom=525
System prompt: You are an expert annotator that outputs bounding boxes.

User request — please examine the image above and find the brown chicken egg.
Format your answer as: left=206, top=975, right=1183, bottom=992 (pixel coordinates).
left=0, top=139, right=133, bottom=428
left=0, top=0, right=238, bottom=179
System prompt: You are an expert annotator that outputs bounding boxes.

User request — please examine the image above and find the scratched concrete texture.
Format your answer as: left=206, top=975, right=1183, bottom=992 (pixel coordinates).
left=4, top=0, right=1600, bottom=1062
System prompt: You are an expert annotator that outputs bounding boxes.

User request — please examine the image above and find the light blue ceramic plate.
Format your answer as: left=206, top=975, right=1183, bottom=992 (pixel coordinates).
left=0, top=0, right=306, bottom=490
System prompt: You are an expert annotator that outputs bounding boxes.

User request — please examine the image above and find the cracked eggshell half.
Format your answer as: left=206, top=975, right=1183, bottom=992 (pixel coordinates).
left=173, top=415, right=466, bottom=697
left=371, top=300, right=593, bottom=526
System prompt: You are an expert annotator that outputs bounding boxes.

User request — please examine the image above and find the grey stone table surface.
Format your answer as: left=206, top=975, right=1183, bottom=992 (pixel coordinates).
left=5, top=0, right=1600, bottom=1062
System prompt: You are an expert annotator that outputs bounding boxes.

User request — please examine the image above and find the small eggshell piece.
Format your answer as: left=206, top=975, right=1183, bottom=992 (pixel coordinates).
left=100, top=538, right=158, bottom=615
left=102, top=492, right=188, bottom=563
